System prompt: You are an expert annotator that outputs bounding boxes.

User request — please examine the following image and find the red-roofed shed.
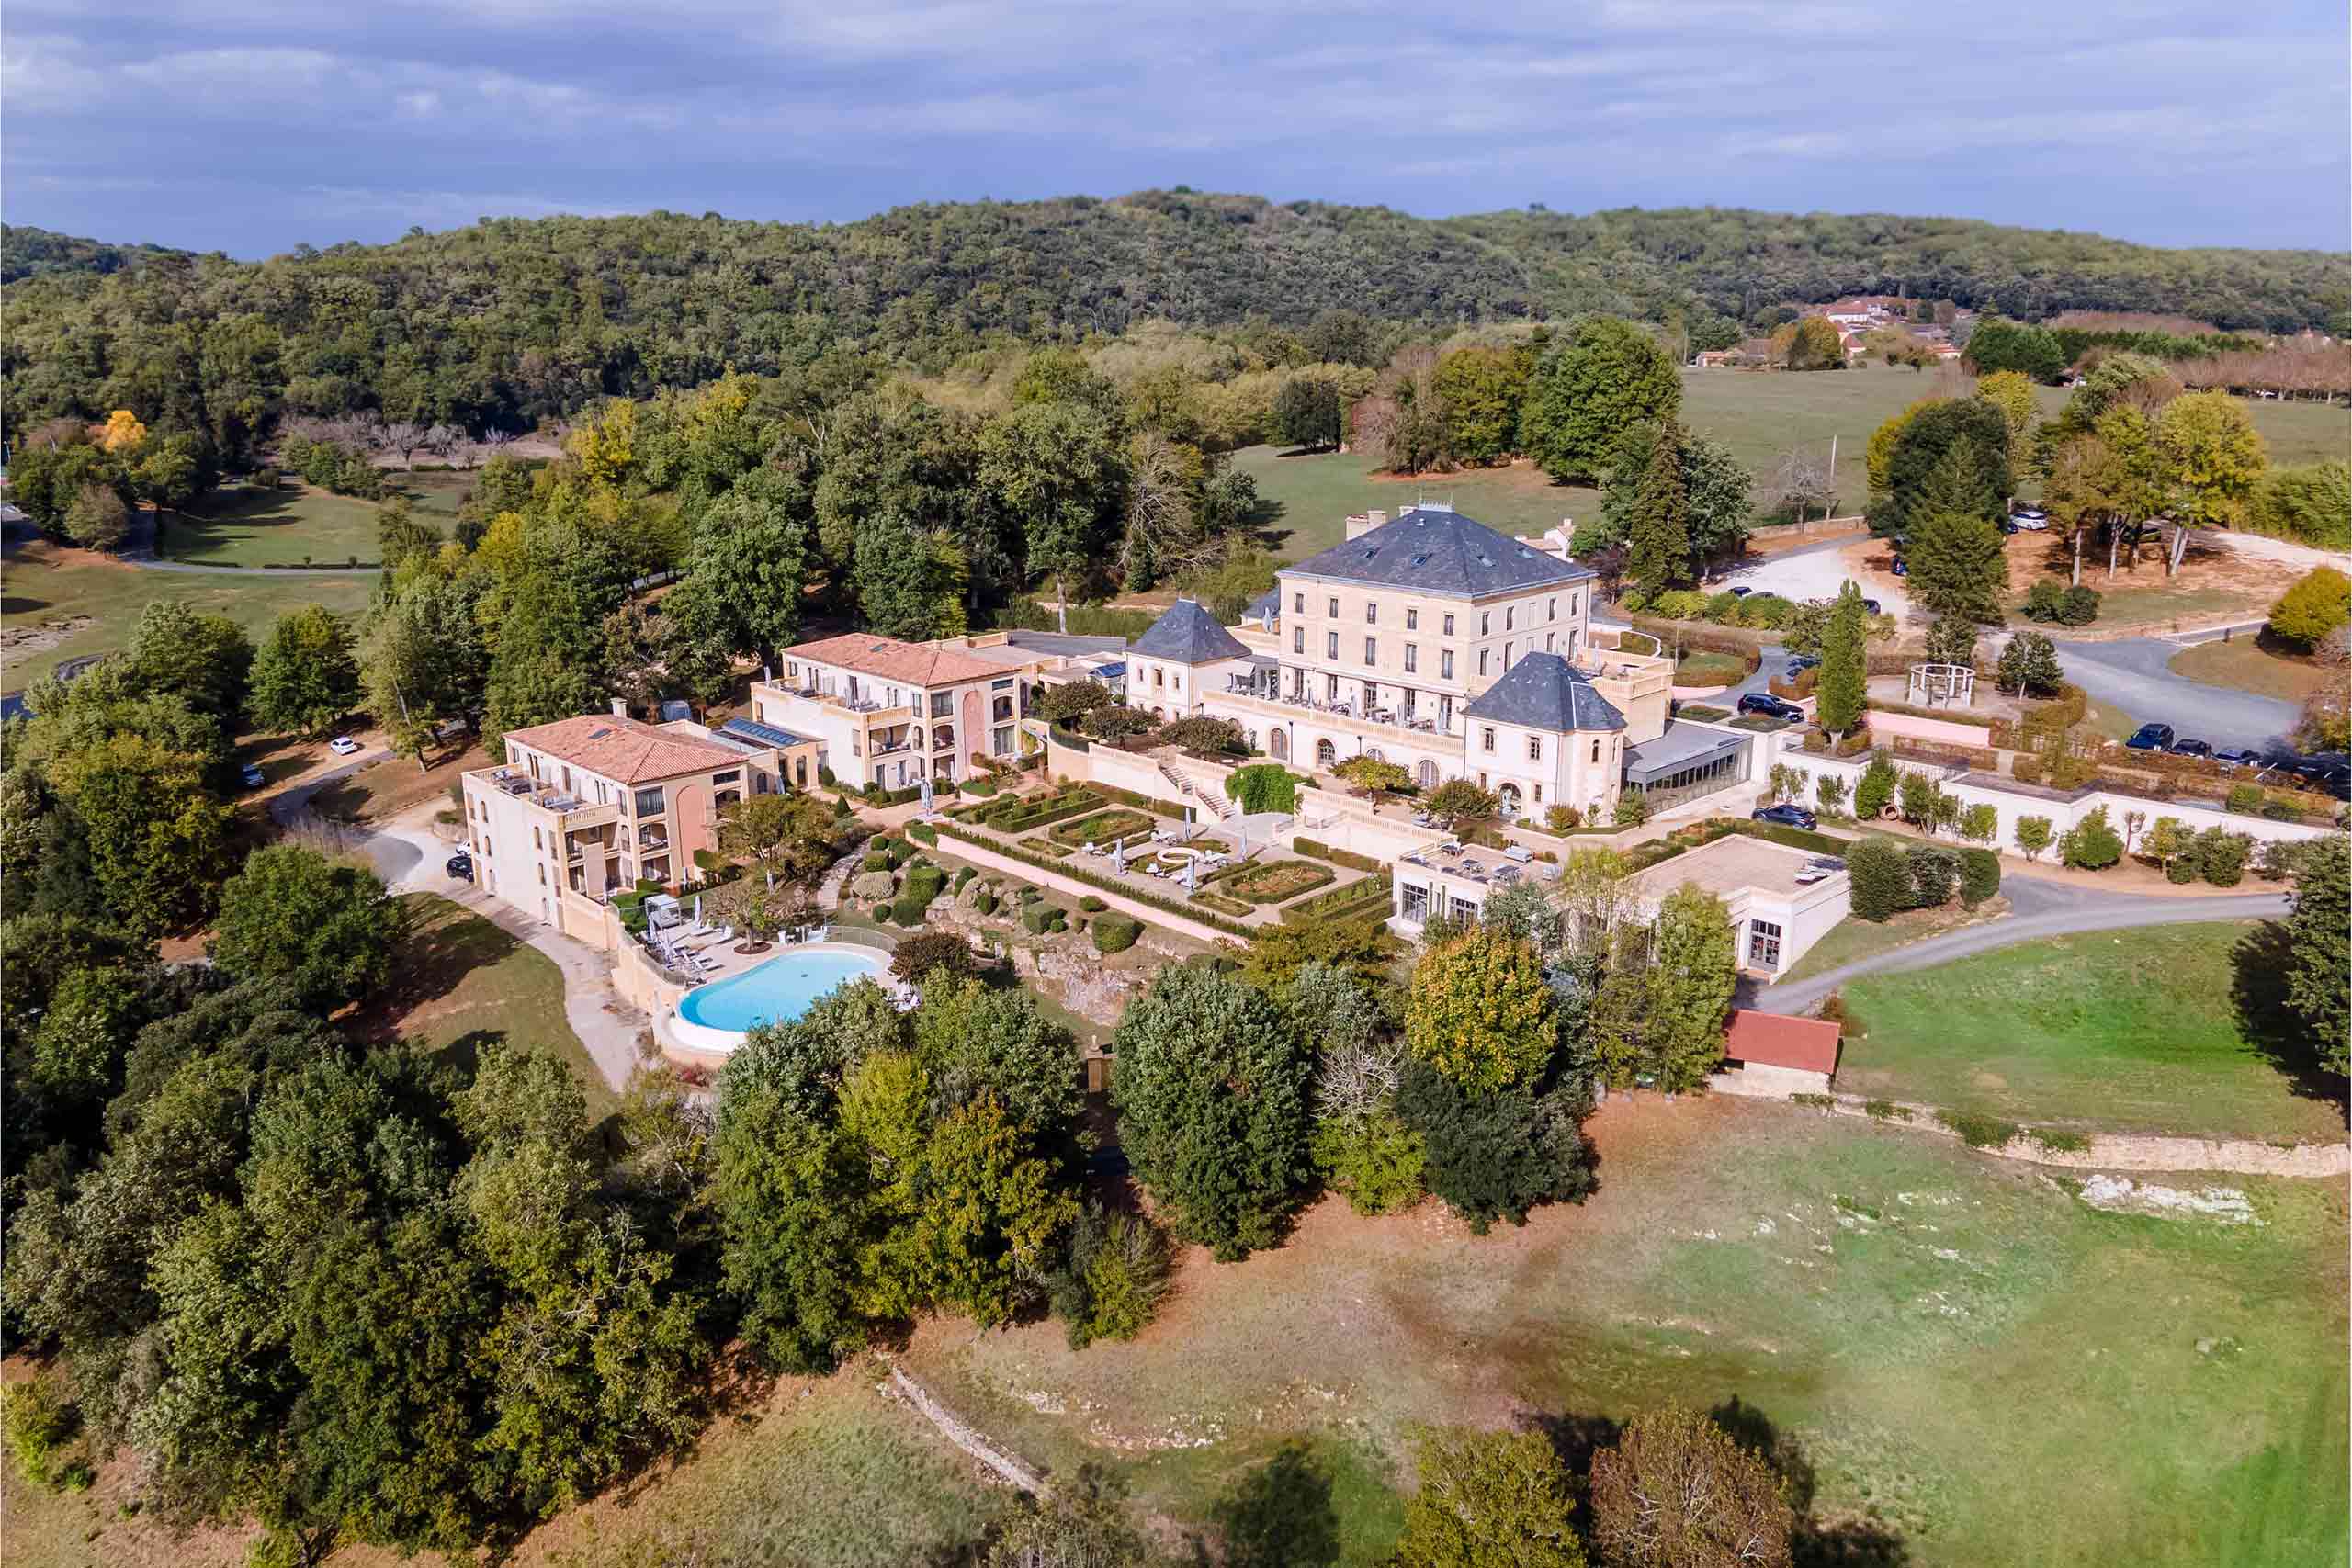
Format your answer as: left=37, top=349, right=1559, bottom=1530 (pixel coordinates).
left=1715, top=1009, right=1842, bottom=1095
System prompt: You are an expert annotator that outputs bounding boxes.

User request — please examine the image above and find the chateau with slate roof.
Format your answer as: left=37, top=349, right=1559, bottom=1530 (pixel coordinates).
left=1284, top=505, right=1593, bottom=598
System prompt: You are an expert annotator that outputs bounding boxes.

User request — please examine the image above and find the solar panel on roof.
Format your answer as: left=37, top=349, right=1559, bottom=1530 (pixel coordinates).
left=720, top=716, right=810, bottom=749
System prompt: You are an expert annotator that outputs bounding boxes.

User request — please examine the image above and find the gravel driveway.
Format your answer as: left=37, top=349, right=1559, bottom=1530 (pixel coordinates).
left=1717, top=536, right=1914, bottom=622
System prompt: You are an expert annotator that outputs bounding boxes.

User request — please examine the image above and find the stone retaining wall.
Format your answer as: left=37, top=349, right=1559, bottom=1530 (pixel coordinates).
left=1763, top=1089, right=2346, bottom=1177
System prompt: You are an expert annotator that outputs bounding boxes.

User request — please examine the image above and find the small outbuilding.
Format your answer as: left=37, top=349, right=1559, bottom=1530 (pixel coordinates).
left=1713, top=1008, right=1842, bottom=1097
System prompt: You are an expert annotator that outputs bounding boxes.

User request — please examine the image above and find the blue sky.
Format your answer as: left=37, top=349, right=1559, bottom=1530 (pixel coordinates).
left=5, top=1, right=2346, bottom=257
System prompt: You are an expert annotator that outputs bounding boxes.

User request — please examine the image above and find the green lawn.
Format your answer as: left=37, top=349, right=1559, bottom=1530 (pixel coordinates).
left=2070, top=582, right=2261, bottom=633
left=1837, top=922, right=2345, bottom=1142
left=391, top=469, right=478, bottom=522
left=1671, top=649, right=1751, bottom=688
left=363, top=892, right=619, bottom=1122
left=903, top=1097, right=2349, bottom=1568
left=2168, top=637, right=2335, bottom=704
left=1, top=538, right=376, bottom=688
left=158, top=481, right=387, bottom=567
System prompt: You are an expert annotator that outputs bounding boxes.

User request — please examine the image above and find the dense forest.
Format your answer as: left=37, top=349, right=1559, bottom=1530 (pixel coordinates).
left=3, top=193, right=2343, bottom=440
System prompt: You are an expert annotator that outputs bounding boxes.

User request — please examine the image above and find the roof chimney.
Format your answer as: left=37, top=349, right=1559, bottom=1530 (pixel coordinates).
left=609, top=697, right=628, bottom=718
left=1344, top=508, right=1388, bottom=542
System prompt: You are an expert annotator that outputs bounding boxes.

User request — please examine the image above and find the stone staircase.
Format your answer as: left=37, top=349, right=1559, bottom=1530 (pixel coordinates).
left=1157, top=759, right=1238, bottom=823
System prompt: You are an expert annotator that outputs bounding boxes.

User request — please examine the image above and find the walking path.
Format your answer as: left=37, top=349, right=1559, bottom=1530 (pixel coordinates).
left=1765, top=1092, right=2346, bottom=1178
left=1761, top=880, right=2288, bottom=1014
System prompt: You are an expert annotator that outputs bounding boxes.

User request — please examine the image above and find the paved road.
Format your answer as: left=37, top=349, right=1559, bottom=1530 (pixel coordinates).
left=1716, top=534, right=1913, bottom=622
left=266, top=747, right=428, bottom=885
left=2046, top=633, right=2301, bottom=752
left=1760, top=878, right=2287, bottom=1015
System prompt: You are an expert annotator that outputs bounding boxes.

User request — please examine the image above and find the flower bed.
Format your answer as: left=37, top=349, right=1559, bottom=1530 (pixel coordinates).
left=1189, top=890, right=1255, bottom=918
left=1046, top=807, right=1157, bottom=847
left=1222, top=858, right=1339, bottom=904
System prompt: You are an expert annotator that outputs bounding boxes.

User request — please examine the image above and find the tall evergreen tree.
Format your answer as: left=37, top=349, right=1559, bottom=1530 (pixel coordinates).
left=1815, top=582, right=1868, bottom=735
left=1624, top=418, right=1691, bottom=596
left=1905, top=443, right=2011, bottom=623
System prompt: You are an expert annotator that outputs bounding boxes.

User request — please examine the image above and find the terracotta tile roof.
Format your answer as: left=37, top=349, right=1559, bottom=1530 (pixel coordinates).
left=1724, top=1009, right=1842, bottom=1076
left=786, top=633, right=1011, bottom=687
left=502, top=714, right=744, bottom=785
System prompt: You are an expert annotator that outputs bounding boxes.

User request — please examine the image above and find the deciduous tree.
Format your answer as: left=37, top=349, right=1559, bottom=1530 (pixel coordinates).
left=247, top=604, right=362, bottom=738
left=1589, top=1405, right=1795, bottom=1568
left=1393, top=1426, right=1586, bottom=1568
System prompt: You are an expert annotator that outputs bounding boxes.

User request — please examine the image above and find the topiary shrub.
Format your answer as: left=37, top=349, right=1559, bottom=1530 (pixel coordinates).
left=1905, top=843, right=1961, bottom=908
left=951, top=866, right=976, bottom=893
left=1847, top=837, right=1910, bottom=921
left=972, top=891, right=1000, bottom=916
left=1091, top=913, right=1141, bottom=953
left=1544, top=804, right=1583, bottom=832
left=1079, top=895, right=1107, bottom=912
left=891, top=931, right=977, bottom=985
left=2059, top=807, right=2124, bottom=870
left=907, top=822, right=938, bottom=846
left=1957, top=847, right=2001, bottom=907
left=862, top=852, right=890, bottom=873
left=890, top=895, right=929, bottom=926
left=1022, top=903, right=1067, bottom=935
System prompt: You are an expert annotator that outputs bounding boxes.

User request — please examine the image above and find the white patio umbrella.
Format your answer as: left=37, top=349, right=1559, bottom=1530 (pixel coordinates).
left=694, top=893, right=703, bottom=927
left=1184, top=853, right=1197, bottom=894
left=1112, top=838, right=1127, bottom=872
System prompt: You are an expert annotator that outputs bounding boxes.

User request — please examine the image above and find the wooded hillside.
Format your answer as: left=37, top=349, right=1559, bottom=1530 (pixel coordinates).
left=3, top=192, right=2343, bottom=436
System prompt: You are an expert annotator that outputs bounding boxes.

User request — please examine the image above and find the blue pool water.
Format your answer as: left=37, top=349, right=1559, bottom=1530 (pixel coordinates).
left=675, top=949, right=889, bottom=1034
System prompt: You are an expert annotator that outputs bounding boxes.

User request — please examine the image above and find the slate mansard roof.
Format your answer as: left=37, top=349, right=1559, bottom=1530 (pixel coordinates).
left=1283, top=507, right=1592, bottom=597
left=1130, top=597, right=1252, bottom=665
left=1460, top=652, right=1626, bottom=733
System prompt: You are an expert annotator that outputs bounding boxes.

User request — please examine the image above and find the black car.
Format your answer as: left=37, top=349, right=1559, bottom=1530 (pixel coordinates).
left=1784, top=653, right=1822, bottom=673
left=1753, top=804, right=1819, bottom=830
left=2213, top=747, right=2262, bottom=770
left=2169, top=739, right=2213, bottom=759
left=1891, top=558, right=1908, bottom=577
left=2124, top=722, right=2176, bottom=751
left=1726, top=585, right=1753, bottom=598
left=1737, top=693, right=1806, bottom=722
left=446, top=851, right=474, bottom=882
left=1861, top=599, right=1882, bottom=615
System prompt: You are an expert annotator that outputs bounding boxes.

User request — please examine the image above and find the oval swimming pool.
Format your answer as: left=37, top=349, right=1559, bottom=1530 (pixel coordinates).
left=674, top=945, right=891, bottom=1039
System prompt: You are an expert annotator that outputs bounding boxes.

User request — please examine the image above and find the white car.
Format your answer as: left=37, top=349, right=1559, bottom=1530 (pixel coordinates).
left=328, top=736, right=363, bottom=757
left=2009, top=511, right=2050, bottom=531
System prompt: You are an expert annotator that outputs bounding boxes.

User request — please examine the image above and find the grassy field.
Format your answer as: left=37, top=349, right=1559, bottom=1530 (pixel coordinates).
left=2168, top=637, right=2336, bottom=703
left=355, top=893, right=620, bottom=1122
left=159, top=481, right=387, bottom=568
left=390, top=469, right=478, bottom=522
left=1238, top=368, right=2346, bottom=565
left=1837, top=922, right=2344, bottom=1143
left=900, top=1095, right=2348, bottom=1568
left=1, top=538, right=376, bottom=688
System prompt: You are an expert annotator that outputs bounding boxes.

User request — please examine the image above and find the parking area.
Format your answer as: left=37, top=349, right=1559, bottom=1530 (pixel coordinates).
left=1718, top=536, right=1912, bottom=622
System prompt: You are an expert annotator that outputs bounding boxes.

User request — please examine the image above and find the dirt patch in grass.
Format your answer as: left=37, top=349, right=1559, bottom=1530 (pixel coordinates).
left=306, top=741, right=491, bottom=824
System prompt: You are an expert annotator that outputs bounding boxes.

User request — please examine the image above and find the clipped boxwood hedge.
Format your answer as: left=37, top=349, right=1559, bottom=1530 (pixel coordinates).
left=1092, top=913, right=1141, bottom=953
left=1022, top=903, right=1068, bottom=935
left=931, top=819, right=1258, bottom=938
left=1079, top=895, right=1107, bottom=912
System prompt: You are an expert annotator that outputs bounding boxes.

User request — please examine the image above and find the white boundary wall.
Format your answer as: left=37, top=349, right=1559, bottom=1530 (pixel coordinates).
left=1763, top=740, right=2335, bottom=857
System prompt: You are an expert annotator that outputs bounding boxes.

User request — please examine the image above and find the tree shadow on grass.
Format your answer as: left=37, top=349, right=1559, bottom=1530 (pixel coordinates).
left=1707, top=1396, right=1910, bottom=1568
left=1210, top=1439, right=1340, bottom=1568
left=347, top=897, right=520, bottom=1046
left=2232, top=921, right=2348, bottom=1129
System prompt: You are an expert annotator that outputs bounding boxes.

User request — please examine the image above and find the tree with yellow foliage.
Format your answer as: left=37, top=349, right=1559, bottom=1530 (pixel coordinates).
left=97, top=410, right=148, bottom=453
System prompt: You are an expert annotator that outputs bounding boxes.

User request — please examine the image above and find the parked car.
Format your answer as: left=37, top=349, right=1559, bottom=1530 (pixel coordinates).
left=446, top=850, right=474, bottom=882
left=1891, top=558, right=1908, bottom=577
left=2011, top=507, right=2050, bottom=530
left=1861, top=598, right=1883, bottom=615
left=2169, top=739, right=2213, bottom=759
left=1784, top=653, right=1822, bottom=673
left=1737, top=693, right=1806, bottom=722
left=1726, top=585, right=1753, bottom=598
left=2123, top=722, right=2176, bottom=751
left=1997, top=517, right=2020, bottom=535
left=1793, top=855, right=1845, bottom=886
left=237, top=762, right=265, bottom=789
left=328, top=736, right=363, bottom=757
left=1753, top=803, right=1819, bottom=830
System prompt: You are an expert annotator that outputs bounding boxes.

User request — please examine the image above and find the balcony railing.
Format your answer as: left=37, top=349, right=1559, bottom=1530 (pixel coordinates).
left=1215, top=686, right=1464, bottom=745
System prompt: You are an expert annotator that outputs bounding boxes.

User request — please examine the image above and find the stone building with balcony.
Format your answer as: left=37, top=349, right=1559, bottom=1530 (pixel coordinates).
left=460, top=706, right=799, bottom=943
left=751, top=630, right=1120, bottom=790
left=1134, top=503, right=1686, bottom=820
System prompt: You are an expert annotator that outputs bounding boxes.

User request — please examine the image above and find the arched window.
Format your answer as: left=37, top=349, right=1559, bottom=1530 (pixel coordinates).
left=1270, top=730, right=1290, bottom=761
left=1364, top=747, right=1385, bottom=762
left=1316, top=739, right=1337, bottom=766
left=1417, top=760, right=1438, bottom=788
